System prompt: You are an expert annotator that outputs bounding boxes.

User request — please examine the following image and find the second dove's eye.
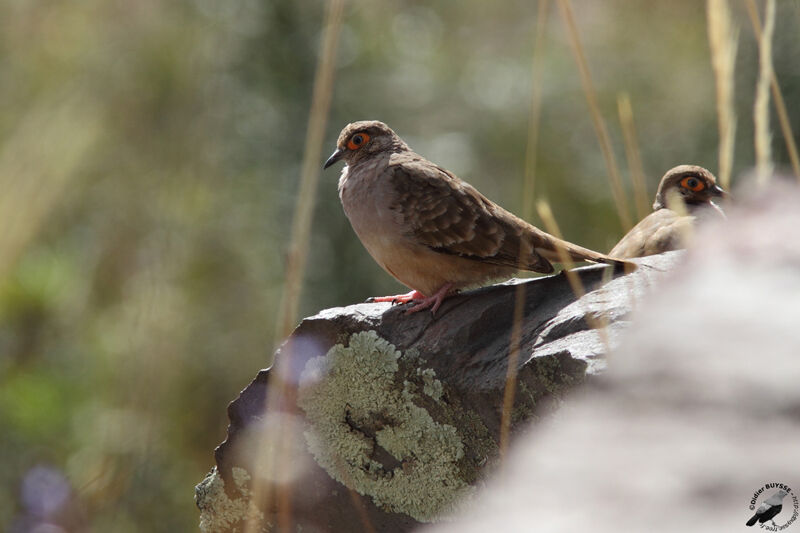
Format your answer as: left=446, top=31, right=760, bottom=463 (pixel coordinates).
left=347, top=133, right=369, bottom=150
left=681, top=176, right=704, bottom=191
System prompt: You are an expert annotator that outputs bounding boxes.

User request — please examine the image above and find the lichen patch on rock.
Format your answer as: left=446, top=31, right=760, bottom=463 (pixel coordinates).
left=196, top=466, right=266, bottom=533
left=298, top=330, right=471, bottom=522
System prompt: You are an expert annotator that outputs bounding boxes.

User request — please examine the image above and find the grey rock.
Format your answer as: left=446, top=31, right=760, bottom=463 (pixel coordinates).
left=196, top=251, right=681, bottom=532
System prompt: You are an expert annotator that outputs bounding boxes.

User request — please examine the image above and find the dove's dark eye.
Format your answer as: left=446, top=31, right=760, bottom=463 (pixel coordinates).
left=680, top=176, right=704, bottom=192
left=347, top=133, right=369, bottom=150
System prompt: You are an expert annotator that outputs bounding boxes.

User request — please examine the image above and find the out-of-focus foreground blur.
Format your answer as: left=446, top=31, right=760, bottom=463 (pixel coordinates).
left=0, top=1, right=797, bottom=531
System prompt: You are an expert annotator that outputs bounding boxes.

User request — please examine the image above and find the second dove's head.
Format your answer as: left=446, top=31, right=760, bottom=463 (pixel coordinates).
left=653, top=165, right=728, bottom=210
left=324, top=120, right=409, bottom=169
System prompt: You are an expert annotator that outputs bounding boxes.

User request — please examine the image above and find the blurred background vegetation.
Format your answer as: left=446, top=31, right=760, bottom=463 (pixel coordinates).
left=0, top=0, right=797, bottom=530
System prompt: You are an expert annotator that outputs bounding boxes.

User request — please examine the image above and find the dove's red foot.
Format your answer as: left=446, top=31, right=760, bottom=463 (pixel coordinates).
left=369, top=284, right=455, bottom=316
left=370, top=290, right=425, bottom=305
left=403, top=283, right=454, bottom=315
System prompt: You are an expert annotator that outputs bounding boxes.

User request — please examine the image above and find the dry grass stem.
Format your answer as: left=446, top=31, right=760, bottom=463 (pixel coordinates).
left=537, top=200, right=611, bottom=350
left=706, top=0, right=739, bottom=190
left=745, top=0, right=800, bottom=180
left=521, top=0, right=551, bottom=221
left=536, top=201, right=582, bottom=297
left=500, top=0, right=551, bottom=464
left=274, top=0, right=346, bottom=342
left=752, top=0, right=776, bottom=185
left=250, top=1, right=346, bottom=532
left=557, top=0, right=632, bottom=232
left=617, top=94, right=650, bottom=220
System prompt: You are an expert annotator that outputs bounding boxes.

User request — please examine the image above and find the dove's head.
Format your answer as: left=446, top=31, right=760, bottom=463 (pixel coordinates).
left=654, top=165, right=728, bottom=210
left=324, top=120, right=409, bottom=169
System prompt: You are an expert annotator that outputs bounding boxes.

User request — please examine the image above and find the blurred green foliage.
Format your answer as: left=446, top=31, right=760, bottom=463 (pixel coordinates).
left=0, top=0, right=798, bottom=530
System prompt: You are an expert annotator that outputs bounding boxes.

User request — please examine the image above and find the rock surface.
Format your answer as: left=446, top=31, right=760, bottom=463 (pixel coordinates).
left=195, top=252, right=682, bottom=532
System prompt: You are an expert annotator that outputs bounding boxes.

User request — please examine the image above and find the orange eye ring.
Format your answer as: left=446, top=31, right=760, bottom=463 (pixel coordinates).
left=680, top=176, right=705, bottom=192
left=347, top=132, right=370, bottom=151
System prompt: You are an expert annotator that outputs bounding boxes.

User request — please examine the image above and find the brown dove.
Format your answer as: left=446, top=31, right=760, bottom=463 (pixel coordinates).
left=324, top=120, right=630, bottom=314
left=609, top=165, right=727, bottom=259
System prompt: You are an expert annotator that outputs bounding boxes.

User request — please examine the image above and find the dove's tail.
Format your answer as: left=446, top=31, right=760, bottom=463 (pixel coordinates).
left=540, top=237, right=637, bottom=273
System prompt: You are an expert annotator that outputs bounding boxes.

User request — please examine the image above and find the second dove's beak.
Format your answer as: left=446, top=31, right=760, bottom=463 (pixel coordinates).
left=323, top=148, right=344, bottom=169
left=710, top=184, right=730, bottom=199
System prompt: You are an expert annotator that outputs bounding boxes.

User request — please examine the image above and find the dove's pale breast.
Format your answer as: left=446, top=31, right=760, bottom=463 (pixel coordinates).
left=338, top=154, right=404, bottom=261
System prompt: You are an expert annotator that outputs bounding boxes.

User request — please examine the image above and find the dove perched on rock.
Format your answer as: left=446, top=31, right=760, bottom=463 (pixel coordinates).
left=324, top=120, right=631, bottom=314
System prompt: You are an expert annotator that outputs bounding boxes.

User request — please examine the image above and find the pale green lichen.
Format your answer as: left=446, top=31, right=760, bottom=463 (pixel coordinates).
left=418, top=368, right=443, bottom=401
left=196, top=466, right=266, bottom=533
left=231, top=468, right=251, bottom=492
left=297, top=330, right=471, bottom=522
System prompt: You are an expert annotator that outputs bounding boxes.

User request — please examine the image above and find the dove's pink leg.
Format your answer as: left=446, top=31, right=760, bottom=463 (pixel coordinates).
left=403, top=283, right=454, bottom=315
left=370, top=290, right=425, bottom=305
left=370, top=284, right=455, bottom=316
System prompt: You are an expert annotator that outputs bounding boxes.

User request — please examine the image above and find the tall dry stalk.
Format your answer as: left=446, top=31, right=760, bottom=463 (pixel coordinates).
left=617, top=94, right=650, bottom=220
left=557, top=0, right=632, bottom=232
left=537, top=200, right=611, bottom=350
left=251, top=1, right=346, bottom=532
left=521, top=0, right=551, bottom=222
left=536, top=201, right=582, bottom=297
left=745, top=0, right=800, bottom=180
left=274, top=0, right=345, bottom=343
left=753, top=0, right=776, bottom=185
left=501, top=0, right=551, bottom=463
left=706, top=0, right=739, bottom=190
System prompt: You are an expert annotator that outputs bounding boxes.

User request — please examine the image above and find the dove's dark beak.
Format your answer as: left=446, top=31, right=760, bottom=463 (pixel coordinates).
left=710, top=184, right=730, bottom=199
left=323, top=148, right=344, bottom=169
